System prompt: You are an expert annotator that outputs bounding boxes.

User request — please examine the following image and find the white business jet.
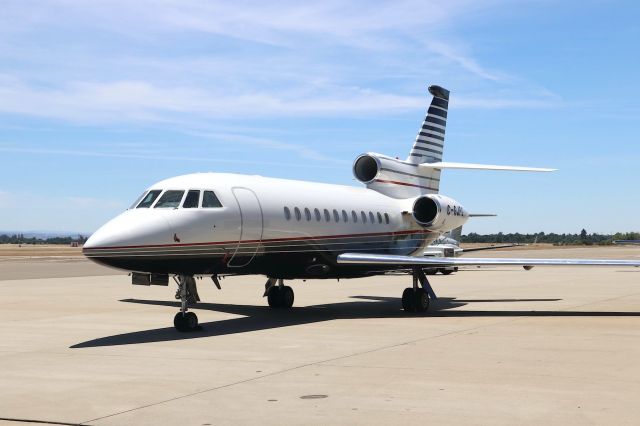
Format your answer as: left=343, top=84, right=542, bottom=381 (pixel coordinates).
left=83, top=85, right=640, bottom=331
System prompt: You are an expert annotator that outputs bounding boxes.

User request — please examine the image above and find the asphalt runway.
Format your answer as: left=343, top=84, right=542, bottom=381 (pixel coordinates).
left=1, top=247, right=639, bottom=425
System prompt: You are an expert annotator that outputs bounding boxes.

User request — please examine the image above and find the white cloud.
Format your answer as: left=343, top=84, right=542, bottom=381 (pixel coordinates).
left=0, top=0, right=559, bottom=127
left=0, top=145, right=346, bottom=169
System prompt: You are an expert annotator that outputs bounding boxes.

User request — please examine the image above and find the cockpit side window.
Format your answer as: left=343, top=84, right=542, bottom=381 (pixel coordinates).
left=202, top=191, right=223, bottom=208
left=154, top=190, right=185, bottom=208
left=136, top=190, right=162, bottom=208
left=183, top=190, right=200, bottom=208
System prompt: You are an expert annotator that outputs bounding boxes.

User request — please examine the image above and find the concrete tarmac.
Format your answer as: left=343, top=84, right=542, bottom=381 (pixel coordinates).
left=1, top=247, right=639, bottom=425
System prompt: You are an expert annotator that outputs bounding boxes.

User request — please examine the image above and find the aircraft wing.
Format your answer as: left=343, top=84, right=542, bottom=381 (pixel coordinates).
left=337, top=253, right=640, bottom=268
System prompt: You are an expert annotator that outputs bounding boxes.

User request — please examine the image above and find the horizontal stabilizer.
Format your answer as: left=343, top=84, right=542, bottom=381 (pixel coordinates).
left=418, top=162, right=556, bottom=172
left=469, top=213, right=497, bottom=218
left=337, top=253, right=640, bottom=268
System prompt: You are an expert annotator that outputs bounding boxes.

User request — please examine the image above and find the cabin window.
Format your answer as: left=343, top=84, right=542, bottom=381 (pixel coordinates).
left=384, top=213, right=390, bottom=224
left=377, top=212, right=383, bottom=224
left=202, top=191, right=223, bottom=208
left=304, top=208, right=311, bottom=221
left=361, top=211, right=367, bottom=223
left=342, top=210, right=348, bottom=222
left=183, top=190, right=200, bottom=208
left=136, top=190, right=161, bottom=208
left=324, top=209, right=331, bottom=222
left=314, top=208, right=321, bottom=221
left=369, top=212, right=375, bottom=223
left=154, top=190, right=184, bottom=208
left=294, top=207, right=301, bottom=221
left=352, top=210, right=358, bottom=223
left=333, top=209, right=340, bottom=222
left=284, top=207, right=291, bottom=220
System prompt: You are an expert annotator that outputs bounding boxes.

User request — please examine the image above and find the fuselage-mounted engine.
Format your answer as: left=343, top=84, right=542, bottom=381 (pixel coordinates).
left=411, top=194, right=468, bottom=233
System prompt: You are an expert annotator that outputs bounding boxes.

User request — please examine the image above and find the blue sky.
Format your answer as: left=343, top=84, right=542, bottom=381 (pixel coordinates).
left=0, top=0, right=638, bottom=234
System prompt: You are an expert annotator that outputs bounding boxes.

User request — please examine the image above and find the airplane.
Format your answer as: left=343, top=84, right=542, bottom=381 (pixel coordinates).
left=613, top=240, right=640, bottom=245
left=83, top=85, right=640, bottom=332
left=422, top=226, right=520, bottom=275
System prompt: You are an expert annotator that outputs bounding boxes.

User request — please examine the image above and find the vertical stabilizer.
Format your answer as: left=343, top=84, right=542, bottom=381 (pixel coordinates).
left=353, top=85, right=450, bottom=198
left=408, top=85, right=449, bottom=164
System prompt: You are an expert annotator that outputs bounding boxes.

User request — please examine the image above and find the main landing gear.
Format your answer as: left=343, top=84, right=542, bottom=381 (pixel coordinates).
left=173, top=274, right=201, bottom=332
left=402, top=268, right=438, bottom=313
left=264, top=278, right=294, bottom=309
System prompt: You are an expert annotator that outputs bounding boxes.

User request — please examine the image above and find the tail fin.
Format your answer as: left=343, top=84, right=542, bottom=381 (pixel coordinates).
left=406, top=85, right=449, bottom=193
left=408, top=85, right=449, bottom=165
left=354, top=86, right=450, bottom=199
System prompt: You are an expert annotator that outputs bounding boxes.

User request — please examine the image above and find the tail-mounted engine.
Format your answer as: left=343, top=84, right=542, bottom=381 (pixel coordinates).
left=353, top=153, right=440, bottom=199
left=411, top=194, right=468, bottom=232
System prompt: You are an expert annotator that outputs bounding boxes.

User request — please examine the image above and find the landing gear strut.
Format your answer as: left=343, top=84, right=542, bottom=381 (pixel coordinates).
left=173, top=274, right=200, bottom=331
left=401, top=268, right=437, bottom=313
left=264, top=278, right=294, bottom=309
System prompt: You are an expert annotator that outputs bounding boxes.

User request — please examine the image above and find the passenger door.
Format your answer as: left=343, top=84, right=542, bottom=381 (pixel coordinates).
left=228, top=187, right=263, bottom=267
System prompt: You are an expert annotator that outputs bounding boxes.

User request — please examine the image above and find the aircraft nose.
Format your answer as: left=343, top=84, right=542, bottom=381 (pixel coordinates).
left=84, top=210, right=173, bottom=250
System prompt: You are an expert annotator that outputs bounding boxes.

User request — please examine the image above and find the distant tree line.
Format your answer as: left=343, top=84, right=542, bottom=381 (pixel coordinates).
left=0, top=234, right=88, bottom=245
left=461, top=230, right=640, bottom=246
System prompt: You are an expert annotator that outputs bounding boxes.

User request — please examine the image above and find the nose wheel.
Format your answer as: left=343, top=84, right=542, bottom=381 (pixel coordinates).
left=174, top=311, right=199, bottom=331
left=174, top=274, right=200, bottom=332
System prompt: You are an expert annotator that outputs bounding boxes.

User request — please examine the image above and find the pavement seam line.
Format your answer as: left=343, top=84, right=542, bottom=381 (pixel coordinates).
left=0, top=416, right=89, bottom=426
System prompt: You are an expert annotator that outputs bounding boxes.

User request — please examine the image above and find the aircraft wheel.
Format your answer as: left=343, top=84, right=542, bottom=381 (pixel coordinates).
left=440, top=269, right=453, bottom=275
left=402, top=288, right=415, bottom=312
left=174, top=312, right=199, bottom=331
left=185, top=312, right=199, bottom=330
left=281, top=286, right=294, bottom=309
left=174, top=312, right=187, bottom=331
left=414, top=290, right=430, bottom=312
left=267, top=287, right=281, bottom=308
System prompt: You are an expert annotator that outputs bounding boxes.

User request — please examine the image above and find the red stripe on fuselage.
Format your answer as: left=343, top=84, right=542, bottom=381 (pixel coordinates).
left=374, top=179, right=437, bottom=191
left=84, top=229, right=431, bottom=251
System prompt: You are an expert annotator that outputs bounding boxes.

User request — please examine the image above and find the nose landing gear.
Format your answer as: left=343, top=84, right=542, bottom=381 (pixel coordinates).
left=173, top=274, right=200, bottom=332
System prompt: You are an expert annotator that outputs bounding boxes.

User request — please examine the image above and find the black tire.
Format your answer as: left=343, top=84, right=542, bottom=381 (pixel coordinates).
left=185, top=312, right=198, bottom=330
left=413, top=290, right=430, bottom=312
left=267, top=287, right=281, bottom=308
left=174, top=312, right=187, bottom=332
left=281, top=286, right=294, bottom=309
left=402, top=288, right=415, bottom=312
left=440, top=269, right=453, bottom=275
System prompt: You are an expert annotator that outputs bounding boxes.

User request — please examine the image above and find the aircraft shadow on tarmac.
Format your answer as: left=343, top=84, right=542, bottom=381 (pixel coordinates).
left=70, top=296, right=640, bottom=348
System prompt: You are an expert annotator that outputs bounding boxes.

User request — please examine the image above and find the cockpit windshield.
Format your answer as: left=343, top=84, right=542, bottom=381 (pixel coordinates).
left=129, top=192, right=147, bottom=209
left=183, top=190, right=200, bottom=208
left=136, top=190, right=162, bottom=208
left=154, top=190, right=185, bottom=208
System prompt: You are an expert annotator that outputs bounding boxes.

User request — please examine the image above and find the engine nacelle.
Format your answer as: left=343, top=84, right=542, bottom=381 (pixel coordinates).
left=353, top=154, right=382, bottom=184
left=353, top=153, right=440, bottom=198
left=412, top=194, right=468, bottom=232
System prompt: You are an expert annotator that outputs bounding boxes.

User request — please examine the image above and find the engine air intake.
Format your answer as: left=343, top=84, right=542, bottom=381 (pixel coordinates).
left=353, top=155, right=379, bottom=183
left=413, top=196, right=439, bottom=226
